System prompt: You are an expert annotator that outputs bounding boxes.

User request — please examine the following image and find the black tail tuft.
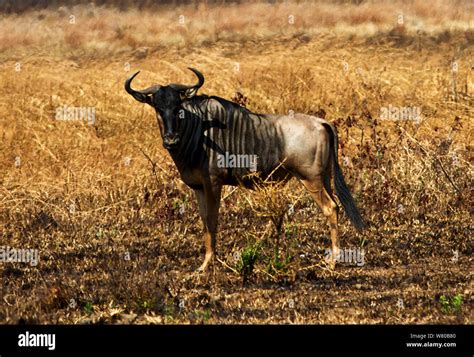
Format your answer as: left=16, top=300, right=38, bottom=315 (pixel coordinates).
left=323, top=123, right=365, bottom=230
left=333, top=159, right=365, bottom=230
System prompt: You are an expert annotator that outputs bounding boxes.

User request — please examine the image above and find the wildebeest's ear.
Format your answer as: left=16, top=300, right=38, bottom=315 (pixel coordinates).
left=173, top=67, right=204, bottom=100
left=130, top=92, right=153, bottom=105
left=181, top=87, right=198, bottom=99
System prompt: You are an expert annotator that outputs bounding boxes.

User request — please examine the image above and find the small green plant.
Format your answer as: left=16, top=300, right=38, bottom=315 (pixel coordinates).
left=162, top=300, right=177, bottom=322
left=95, top=228, right=105, bottom=239
left=138, top=299, right=152, bottom=311
left=284, top=223, right=297, bottom=240
left=236, top=240, right=260, bottom=283
left=173, top=197, right=188, bottom=214
left=452, top=294, right=463, bottom=311
left=439, top=294, right=463, bottom=314
left=95, top=228, right=119, bottom=239
left=83, top=301, right=94, bottom=315
left=193, top=309, right=211, bottom=323
left=267, top=252, right=292, bottom=275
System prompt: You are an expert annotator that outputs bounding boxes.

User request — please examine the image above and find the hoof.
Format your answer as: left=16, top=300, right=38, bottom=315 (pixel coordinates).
left=196, top=262, right=209, bottom=273
left=196, top=254, right=214, bottom=273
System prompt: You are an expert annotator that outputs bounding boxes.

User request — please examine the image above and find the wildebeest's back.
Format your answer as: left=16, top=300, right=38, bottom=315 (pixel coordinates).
left=201, top=97, right=285, bottom=185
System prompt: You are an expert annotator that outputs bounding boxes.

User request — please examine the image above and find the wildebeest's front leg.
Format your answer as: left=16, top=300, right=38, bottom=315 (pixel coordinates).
left=194, top=183, right=222, bottom=272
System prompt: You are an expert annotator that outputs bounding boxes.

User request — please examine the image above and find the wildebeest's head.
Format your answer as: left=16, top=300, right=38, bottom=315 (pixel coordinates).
left=125, top=68, right=204, bottom=149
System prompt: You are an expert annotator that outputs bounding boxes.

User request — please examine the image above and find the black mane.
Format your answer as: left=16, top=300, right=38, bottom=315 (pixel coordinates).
left=185, top=93, right=254, bottom=119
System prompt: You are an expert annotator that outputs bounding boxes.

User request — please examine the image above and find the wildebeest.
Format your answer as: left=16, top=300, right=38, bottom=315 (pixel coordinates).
left=125, top=68, right=364, bottom=272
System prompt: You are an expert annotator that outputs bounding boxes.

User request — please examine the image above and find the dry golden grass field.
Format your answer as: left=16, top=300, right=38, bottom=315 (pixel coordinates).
left=0, top=0, right=473, bottom=324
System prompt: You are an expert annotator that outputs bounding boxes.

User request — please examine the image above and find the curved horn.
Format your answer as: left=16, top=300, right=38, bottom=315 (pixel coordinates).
left=124, top=71, right=161, bottom=104
left=169, top=67, right=205, bottom=94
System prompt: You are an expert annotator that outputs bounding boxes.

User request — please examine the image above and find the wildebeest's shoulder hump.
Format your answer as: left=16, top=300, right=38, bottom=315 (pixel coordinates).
left=206, top=96, right=252, bottom=116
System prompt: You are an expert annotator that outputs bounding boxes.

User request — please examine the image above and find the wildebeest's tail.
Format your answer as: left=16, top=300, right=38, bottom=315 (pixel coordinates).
left=322, top=123, right=365, bottom=230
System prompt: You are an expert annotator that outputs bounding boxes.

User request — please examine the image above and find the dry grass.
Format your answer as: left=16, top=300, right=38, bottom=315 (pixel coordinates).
left=0, top=0, right=472, bottom=324
left=0, top=0, right=473, bottom=59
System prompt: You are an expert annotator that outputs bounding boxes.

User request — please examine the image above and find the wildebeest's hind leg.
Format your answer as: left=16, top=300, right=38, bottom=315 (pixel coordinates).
left=194, top=184, right=222, bottom=272
left=301, top=177, right=340, bottom=269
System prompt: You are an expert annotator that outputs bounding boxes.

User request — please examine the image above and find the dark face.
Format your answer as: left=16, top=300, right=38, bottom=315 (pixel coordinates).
left=125, top=68, right=204, bottom=150
left=152, top=86, right=184, bottom=150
